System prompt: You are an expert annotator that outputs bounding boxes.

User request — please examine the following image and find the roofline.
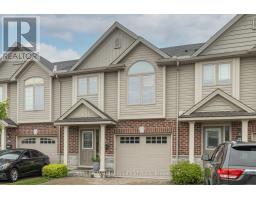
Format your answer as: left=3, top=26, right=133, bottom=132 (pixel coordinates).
left=157, top=48, right=256, bottom=66
left=70, top=21, right=138, bottom=71
left=112, top=37, right=169, bottom=65
left=54, top=121, right=116, bottom=126
left=192, top=14, right=244, bottom=56
left=179, top=115, right=256, bottom=122
left=55, top=64, right=125, bottom=77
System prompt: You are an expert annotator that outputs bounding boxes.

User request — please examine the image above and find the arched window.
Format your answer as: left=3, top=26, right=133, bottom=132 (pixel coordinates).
left=128, top=61, right=155, bottom=105
left=25, top=77, right=44, bottom=111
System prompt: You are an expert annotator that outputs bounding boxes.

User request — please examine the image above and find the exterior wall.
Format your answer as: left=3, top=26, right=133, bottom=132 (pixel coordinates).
left=77, top=28, right=135, bottom=70
left=17, top=62, right=51, bottom=123
left=240, top=57, right=256, bottom=110
left=7, top=82, right=17, bottom=122
left=104, top=72, right=118, bottom=119
left=53, top=77, right=73, bottom=120
left=0, top=62, right=21, bottom=80
left=119, top=44, right=164, bottom=119
left=202, top=15, right=256, bottom=55
left=67, top=105, right=98, bottom=118
left=202, top=84, right=232, bottom=98
left=6, top=123, right=58, bottom=149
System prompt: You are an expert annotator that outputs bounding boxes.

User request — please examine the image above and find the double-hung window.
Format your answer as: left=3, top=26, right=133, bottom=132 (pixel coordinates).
left=25, top=77, right=44, bottom=111
left=128, top=61, right=155, bottom=105
left=203, top=62, right=231, bottom=86
left=78, top=76, right=98, bottom=96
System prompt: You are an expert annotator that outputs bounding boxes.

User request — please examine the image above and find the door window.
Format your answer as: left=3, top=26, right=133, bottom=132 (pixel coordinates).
left=205, top=128, right=221, bottom=150
left=22, top=151, right=31, bottom=159
left=82, top=131, right=93, bottom=149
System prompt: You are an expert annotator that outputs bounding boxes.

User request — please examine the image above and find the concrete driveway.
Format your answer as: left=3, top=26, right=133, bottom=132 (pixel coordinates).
left=44, top=177, right=170, bottom=185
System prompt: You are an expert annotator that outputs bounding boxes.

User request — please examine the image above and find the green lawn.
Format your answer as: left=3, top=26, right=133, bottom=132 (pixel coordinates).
left=8, top=177, right=49, bottom=185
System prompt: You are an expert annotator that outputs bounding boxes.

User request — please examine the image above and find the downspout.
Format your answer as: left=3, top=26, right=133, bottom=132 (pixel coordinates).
left=176, top=61, right=180, bottom=163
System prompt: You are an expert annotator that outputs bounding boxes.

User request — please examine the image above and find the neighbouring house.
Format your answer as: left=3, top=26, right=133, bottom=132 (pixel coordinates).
left=1, top=14, right=256, bottom=179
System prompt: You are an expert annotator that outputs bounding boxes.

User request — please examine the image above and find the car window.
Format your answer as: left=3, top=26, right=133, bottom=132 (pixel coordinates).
left=229, top=145, right=256, bottom=167
left=22, top=151, right=31, bottom=159
left=30, top=150, right=43, bottom=158
left=0, top=151, right=21, bottom=160
left=211, top=145, right=221, bottom=160
left=213, top=145, right=225, bottom=163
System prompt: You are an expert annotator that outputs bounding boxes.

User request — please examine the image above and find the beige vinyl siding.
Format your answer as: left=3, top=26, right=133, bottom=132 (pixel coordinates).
left=0, top=62, right=21, bottom=80
left=196, top=95, right=242, bottom=112
left=240, top=57, right=256, bottom=110
left=104, top=72, right=118, bottom=119
left=77, top=95, right=98, bottom=107
left=77, top=28, right=135, bottom=70
left=179, top=65, right=195, bottom=114
left=202, top=84, right=232, bottom=98
left=166, top=67, right=177, bottom=118
left=202, top=15, right=256, bottom=55
left=17, top=62, right=51, bottom=123
left=60, top=77, right=73, bottom=116
left=7, top=82, right=17, bottom=122
left=119, top=43, right=164, bottom=119
left=67, top=104, right=98, bottom=118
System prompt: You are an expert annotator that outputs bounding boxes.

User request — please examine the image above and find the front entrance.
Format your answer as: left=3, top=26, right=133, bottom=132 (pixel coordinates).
left=79, top=129, right=99, bottom=167
left=203, top=125, right=231, bottom=155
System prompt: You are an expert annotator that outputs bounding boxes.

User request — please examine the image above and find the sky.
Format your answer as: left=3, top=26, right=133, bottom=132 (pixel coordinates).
left=0, top=14, right=235, bottom=62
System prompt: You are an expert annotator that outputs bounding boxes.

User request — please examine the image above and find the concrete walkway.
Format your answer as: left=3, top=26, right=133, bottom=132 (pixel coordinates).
left=44, top=177, right=170, bottom=185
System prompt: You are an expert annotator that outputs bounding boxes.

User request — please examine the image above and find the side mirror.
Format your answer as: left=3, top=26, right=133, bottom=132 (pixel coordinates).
left=201, top=153, right=211, bottom=161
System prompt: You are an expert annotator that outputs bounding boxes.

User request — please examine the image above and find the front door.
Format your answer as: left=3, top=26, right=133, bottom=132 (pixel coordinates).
left=80, top=130, right=96, bottom=167
left=204, top=127, right=222, bottom=156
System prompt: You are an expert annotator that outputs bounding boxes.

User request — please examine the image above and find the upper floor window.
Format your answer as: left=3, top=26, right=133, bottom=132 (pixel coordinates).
left=128, top=61, right=155, bottom=105
left=203, top=63, right=231, bottom=86
left=25, top=77, right=44, bottom=111
left=0, top=86, right=3, bottom=102
left=78, top=76, right=98, bottom=96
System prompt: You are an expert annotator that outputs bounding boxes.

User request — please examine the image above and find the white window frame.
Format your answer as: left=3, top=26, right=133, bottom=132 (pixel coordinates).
left=223, top=125, right=231, bottom=142
left=205, top=127, right=221, bottom=150
left=24, top=77, right=45, bottom=111
left=82, top=131, right=94, bottom=150
left=0, top=86, right=3, bottom=102
left=78, top=76, right=98, bottom=96
left=127, top=61, right=156, bottom=105
left=202, top=62, right=232, bottom=86
left=252, top=133, right=256, bottom=142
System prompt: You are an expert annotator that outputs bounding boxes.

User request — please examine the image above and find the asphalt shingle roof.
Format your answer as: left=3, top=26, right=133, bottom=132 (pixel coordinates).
left=180, top=111, right=256, bottom=118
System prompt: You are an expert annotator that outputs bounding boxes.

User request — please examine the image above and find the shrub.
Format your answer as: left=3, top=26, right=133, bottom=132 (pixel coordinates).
left=170, top=162, right=204, bottom=185
left=42, top=164, right=68, bottom=178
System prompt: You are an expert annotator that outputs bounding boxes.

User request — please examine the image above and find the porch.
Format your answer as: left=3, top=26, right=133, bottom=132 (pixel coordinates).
left=54, top=98, right=116, bottom=173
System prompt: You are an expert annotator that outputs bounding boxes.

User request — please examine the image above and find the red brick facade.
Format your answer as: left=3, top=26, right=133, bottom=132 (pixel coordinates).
left=5, top=120, right=256, bottom=159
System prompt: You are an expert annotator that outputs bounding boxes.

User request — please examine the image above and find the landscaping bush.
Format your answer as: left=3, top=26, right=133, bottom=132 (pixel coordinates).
left=170, top=162, right=204, bottom=185
left=42, top=164, right=68, bottom=178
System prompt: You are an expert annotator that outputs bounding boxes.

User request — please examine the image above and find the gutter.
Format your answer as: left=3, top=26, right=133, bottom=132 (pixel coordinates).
left=176, top=61, right=179, bottom=163
left=54, top=64, right=125, bottom=77
left=157, top=49, right=256, bottom=66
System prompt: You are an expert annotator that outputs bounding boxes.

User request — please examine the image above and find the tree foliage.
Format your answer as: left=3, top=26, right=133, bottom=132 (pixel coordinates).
left=0, top=100, right=8, bottom=120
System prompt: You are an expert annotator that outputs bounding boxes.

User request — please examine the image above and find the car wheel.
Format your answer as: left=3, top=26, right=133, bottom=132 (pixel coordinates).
left=9, top=168, right=19, bottom=182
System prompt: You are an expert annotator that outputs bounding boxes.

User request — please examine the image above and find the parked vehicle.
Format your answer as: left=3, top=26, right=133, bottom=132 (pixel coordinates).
left=0, top=149, right=50, bottom=182
left=202, top=142, right=256, bottom=185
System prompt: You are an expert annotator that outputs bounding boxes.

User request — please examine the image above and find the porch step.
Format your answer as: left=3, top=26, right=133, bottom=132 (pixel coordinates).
left=68, top=169, right=93, bottom=178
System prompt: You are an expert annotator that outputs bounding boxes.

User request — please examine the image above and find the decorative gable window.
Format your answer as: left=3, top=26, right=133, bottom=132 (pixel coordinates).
left=78, top=76, right=98, bottom=96
left=114, top=38, right=121, bottom=49
left=128, top=61, right=155, bottom=105
left=25, top=77, right=44, bottom=111
left=203, top=62, right=231, bottom=86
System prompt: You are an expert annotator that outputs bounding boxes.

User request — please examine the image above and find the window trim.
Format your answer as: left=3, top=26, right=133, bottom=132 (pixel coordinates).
left=82, top=131, right=94, bottom=150
left=21, top=138, right=36, bottom=144
left=24, top=77, right=45, bottom=111
left=202, top=62, right=232, bottom=86
left=0, top=86, right=3, bottom=102
left=127, top=61, right=156, bottom=106
left=77, top=75, right=98, bottom=96
left=252, top=133, right=256, bottom=142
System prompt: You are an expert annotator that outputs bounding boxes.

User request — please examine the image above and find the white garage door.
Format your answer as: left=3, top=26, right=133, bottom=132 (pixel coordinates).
left=116, top=135, right=172, bottom=178
left=18, top=137, right=58, bottom=163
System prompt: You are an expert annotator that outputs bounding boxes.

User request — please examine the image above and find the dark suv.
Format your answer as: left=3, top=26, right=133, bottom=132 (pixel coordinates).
left=202, top=142, right=256, bottom=185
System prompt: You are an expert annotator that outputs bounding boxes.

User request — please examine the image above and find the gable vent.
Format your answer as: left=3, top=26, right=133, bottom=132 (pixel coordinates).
left=114, top=38, right=121, bottom=49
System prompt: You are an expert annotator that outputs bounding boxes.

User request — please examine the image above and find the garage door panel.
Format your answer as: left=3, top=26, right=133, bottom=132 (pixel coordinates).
left=116, top=135, right=171, bottom=178
left=18, top=137, right=58, bottom=163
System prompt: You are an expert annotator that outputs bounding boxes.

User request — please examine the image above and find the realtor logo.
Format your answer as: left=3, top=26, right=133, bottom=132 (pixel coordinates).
left=2, top=16, right=40, bottom=61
